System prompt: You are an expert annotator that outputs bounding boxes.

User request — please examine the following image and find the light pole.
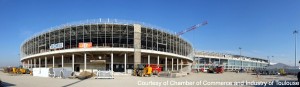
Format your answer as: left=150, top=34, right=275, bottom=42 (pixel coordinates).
left=239, top=47, right=243, bottom=69
left=293, top=30, right=298, bottom=67
left=267, top=56, right=269, bottom=65
left=267, top=56, right=274, bottom=66
left=239, top=47, right=242, bottom=56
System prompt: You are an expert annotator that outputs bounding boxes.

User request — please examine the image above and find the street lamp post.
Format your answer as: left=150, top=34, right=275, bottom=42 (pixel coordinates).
left=267, top=56, right=269, bottom=65
left=293, top=30, right=298, bottom=67
left=239, top=47, right=243, bottom=69
left=239, top=47, right=242, bottom=56
left=267, top=56, right=274, bottom=66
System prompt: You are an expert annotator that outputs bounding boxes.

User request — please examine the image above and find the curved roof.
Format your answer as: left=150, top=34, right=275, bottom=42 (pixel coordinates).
left=20, top=18, right=194, bottom=47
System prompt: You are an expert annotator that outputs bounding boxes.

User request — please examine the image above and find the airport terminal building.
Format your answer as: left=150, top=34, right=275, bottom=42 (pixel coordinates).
left=20, top=19, right=268, bottom=73
left=193, top=51, right=268, bottom=71
left=20, top=19, right=194, bottom=73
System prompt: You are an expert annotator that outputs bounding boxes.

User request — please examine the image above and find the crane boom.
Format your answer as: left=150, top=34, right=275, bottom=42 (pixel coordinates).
left=176, top=21, right=208, bottom=36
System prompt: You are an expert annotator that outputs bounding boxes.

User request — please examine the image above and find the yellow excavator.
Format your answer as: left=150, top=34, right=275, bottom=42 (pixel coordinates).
left=133, top=64, right=153, bottom=77
left=143, top=65, right=153, bottom=77
left=12, top=67, right=29, bottom=74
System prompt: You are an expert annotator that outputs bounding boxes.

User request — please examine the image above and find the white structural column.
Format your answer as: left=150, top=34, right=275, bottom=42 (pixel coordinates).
left=45, top=57, right=47, bottom=68
left=52, top=56, right=55, bottom=68
left=219, top=58, right=221, bottom=65
left=177, top=59, right=179, bottom=70
left=72, top=54, right=74, bottom=72
left=34, top=58, right=36, bottom=68
left=241, top=61, right=243, bottom=69
left=171, top=58, right=174, bottom=71
left=27, top=60, right=29, bottom=68
left=39, top=58, right=41, bottom=68
left=111, top=53, right=114, bottom=71
left=148, top=55, right=150, bottom=65
left=181, top=59, right=183, bottom=71
left=30, top=59, right=32, bottom=68
left=62, top=55, right=64, bottom=69
left=124, top=53, right=127, bottom=74
left=157, top=56, right=159, bottom=66
left=165, top=57, right=167, bottom=71
left=84, top=53, right=87, bottom=71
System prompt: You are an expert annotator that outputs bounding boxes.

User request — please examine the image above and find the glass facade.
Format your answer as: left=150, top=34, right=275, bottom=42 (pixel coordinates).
left=194, top=58, right=268, bottom=70
left=20, top=23, right=193, bottom=59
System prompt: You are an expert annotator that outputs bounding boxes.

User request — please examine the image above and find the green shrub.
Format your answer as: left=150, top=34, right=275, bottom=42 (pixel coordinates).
left=279, top=68, right=286, bottom=75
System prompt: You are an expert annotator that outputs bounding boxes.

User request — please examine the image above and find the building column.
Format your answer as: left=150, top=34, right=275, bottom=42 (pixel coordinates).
left=27, top=60, right=29, bottom=68
left=45, top=57, right=47, bottom=68
left=72, top=54, right=74, bottom=72
left=172, top=58, right=174, bottom=71
left=157, top=56, right=159, bottom=66
left=31, top=59, right=32, bottom=68
left=177, top=58, right=179, bottom=70
left=241, top=60, right=243, bottom=69
left=124, top=53, right=127, bottom=74
left=165, top=57, right=167, bottom=71
left=39, top=58, right=41, bottom=68
left=227, top=60, right=230, bottom=70
left=84, top=53, right=87, bottom=71
left=181, top=59, right=183, bottom=71
left=34, top=58, right=36, bottom=68
left=52, top=56, right=55, bottom=68
left=62, top=55, right=64, bottom=69
left=22, top=62, right=24, bottom=68
left=148, top=55, right=150, bottom=65
left=111, top=53, right=113, bottom=72
left=219, top=58, right=221, bottom=65
left=133, top=24, right=141, bottom=69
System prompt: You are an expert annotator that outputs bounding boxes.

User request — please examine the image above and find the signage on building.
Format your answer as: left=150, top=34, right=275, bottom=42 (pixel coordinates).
left=79, top=42, right=92, bottom=48
left=50, top=43, right=64, bottom=49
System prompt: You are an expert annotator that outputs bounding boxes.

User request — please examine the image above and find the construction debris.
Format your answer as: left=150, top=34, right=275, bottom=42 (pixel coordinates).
left=77, top=71, right=95, bottom=79
left=95, top=70, right=114, bottom=79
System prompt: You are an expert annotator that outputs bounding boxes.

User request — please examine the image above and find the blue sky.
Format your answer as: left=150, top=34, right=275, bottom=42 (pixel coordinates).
left=0, top=0, right=300, bottom=67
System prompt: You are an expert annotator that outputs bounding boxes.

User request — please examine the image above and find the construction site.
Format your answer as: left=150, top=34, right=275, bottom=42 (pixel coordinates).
left=0, top=19, right=280, bottom=87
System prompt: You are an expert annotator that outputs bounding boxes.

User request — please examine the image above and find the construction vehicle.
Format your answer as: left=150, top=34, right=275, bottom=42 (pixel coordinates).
left=214, top=66, right=224, bottom=73
left=12, top=67, right=18, bottom=74
left=11, top=67, right=30, bottom=74
left=133, top=64, right=159, bottom=77
left=207, top=66, right=224, bottom=74
left=146, top=64, right=162, bottom=75
left=133, top=64, right=146, bottom=77
left=143, top=65, right=153, bottom=77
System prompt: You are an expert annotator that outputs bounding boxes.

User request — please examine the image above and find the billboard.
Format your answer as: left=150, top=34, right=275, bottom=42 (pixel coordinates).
left=79, top=42, right=92, bottom=48
left=50, top=43, right=63, bottom=49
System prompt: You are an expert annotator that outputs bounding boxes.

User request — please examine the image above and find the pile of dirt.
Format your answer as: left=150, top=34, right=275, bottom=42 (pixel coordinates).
left=77, top=71, right=95, bottom=80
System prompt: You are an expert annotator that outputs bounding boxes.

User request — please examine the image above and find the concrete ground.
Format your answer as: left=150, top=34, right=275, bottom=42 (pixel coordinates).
left=0, top=71, right=298, bottom=87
